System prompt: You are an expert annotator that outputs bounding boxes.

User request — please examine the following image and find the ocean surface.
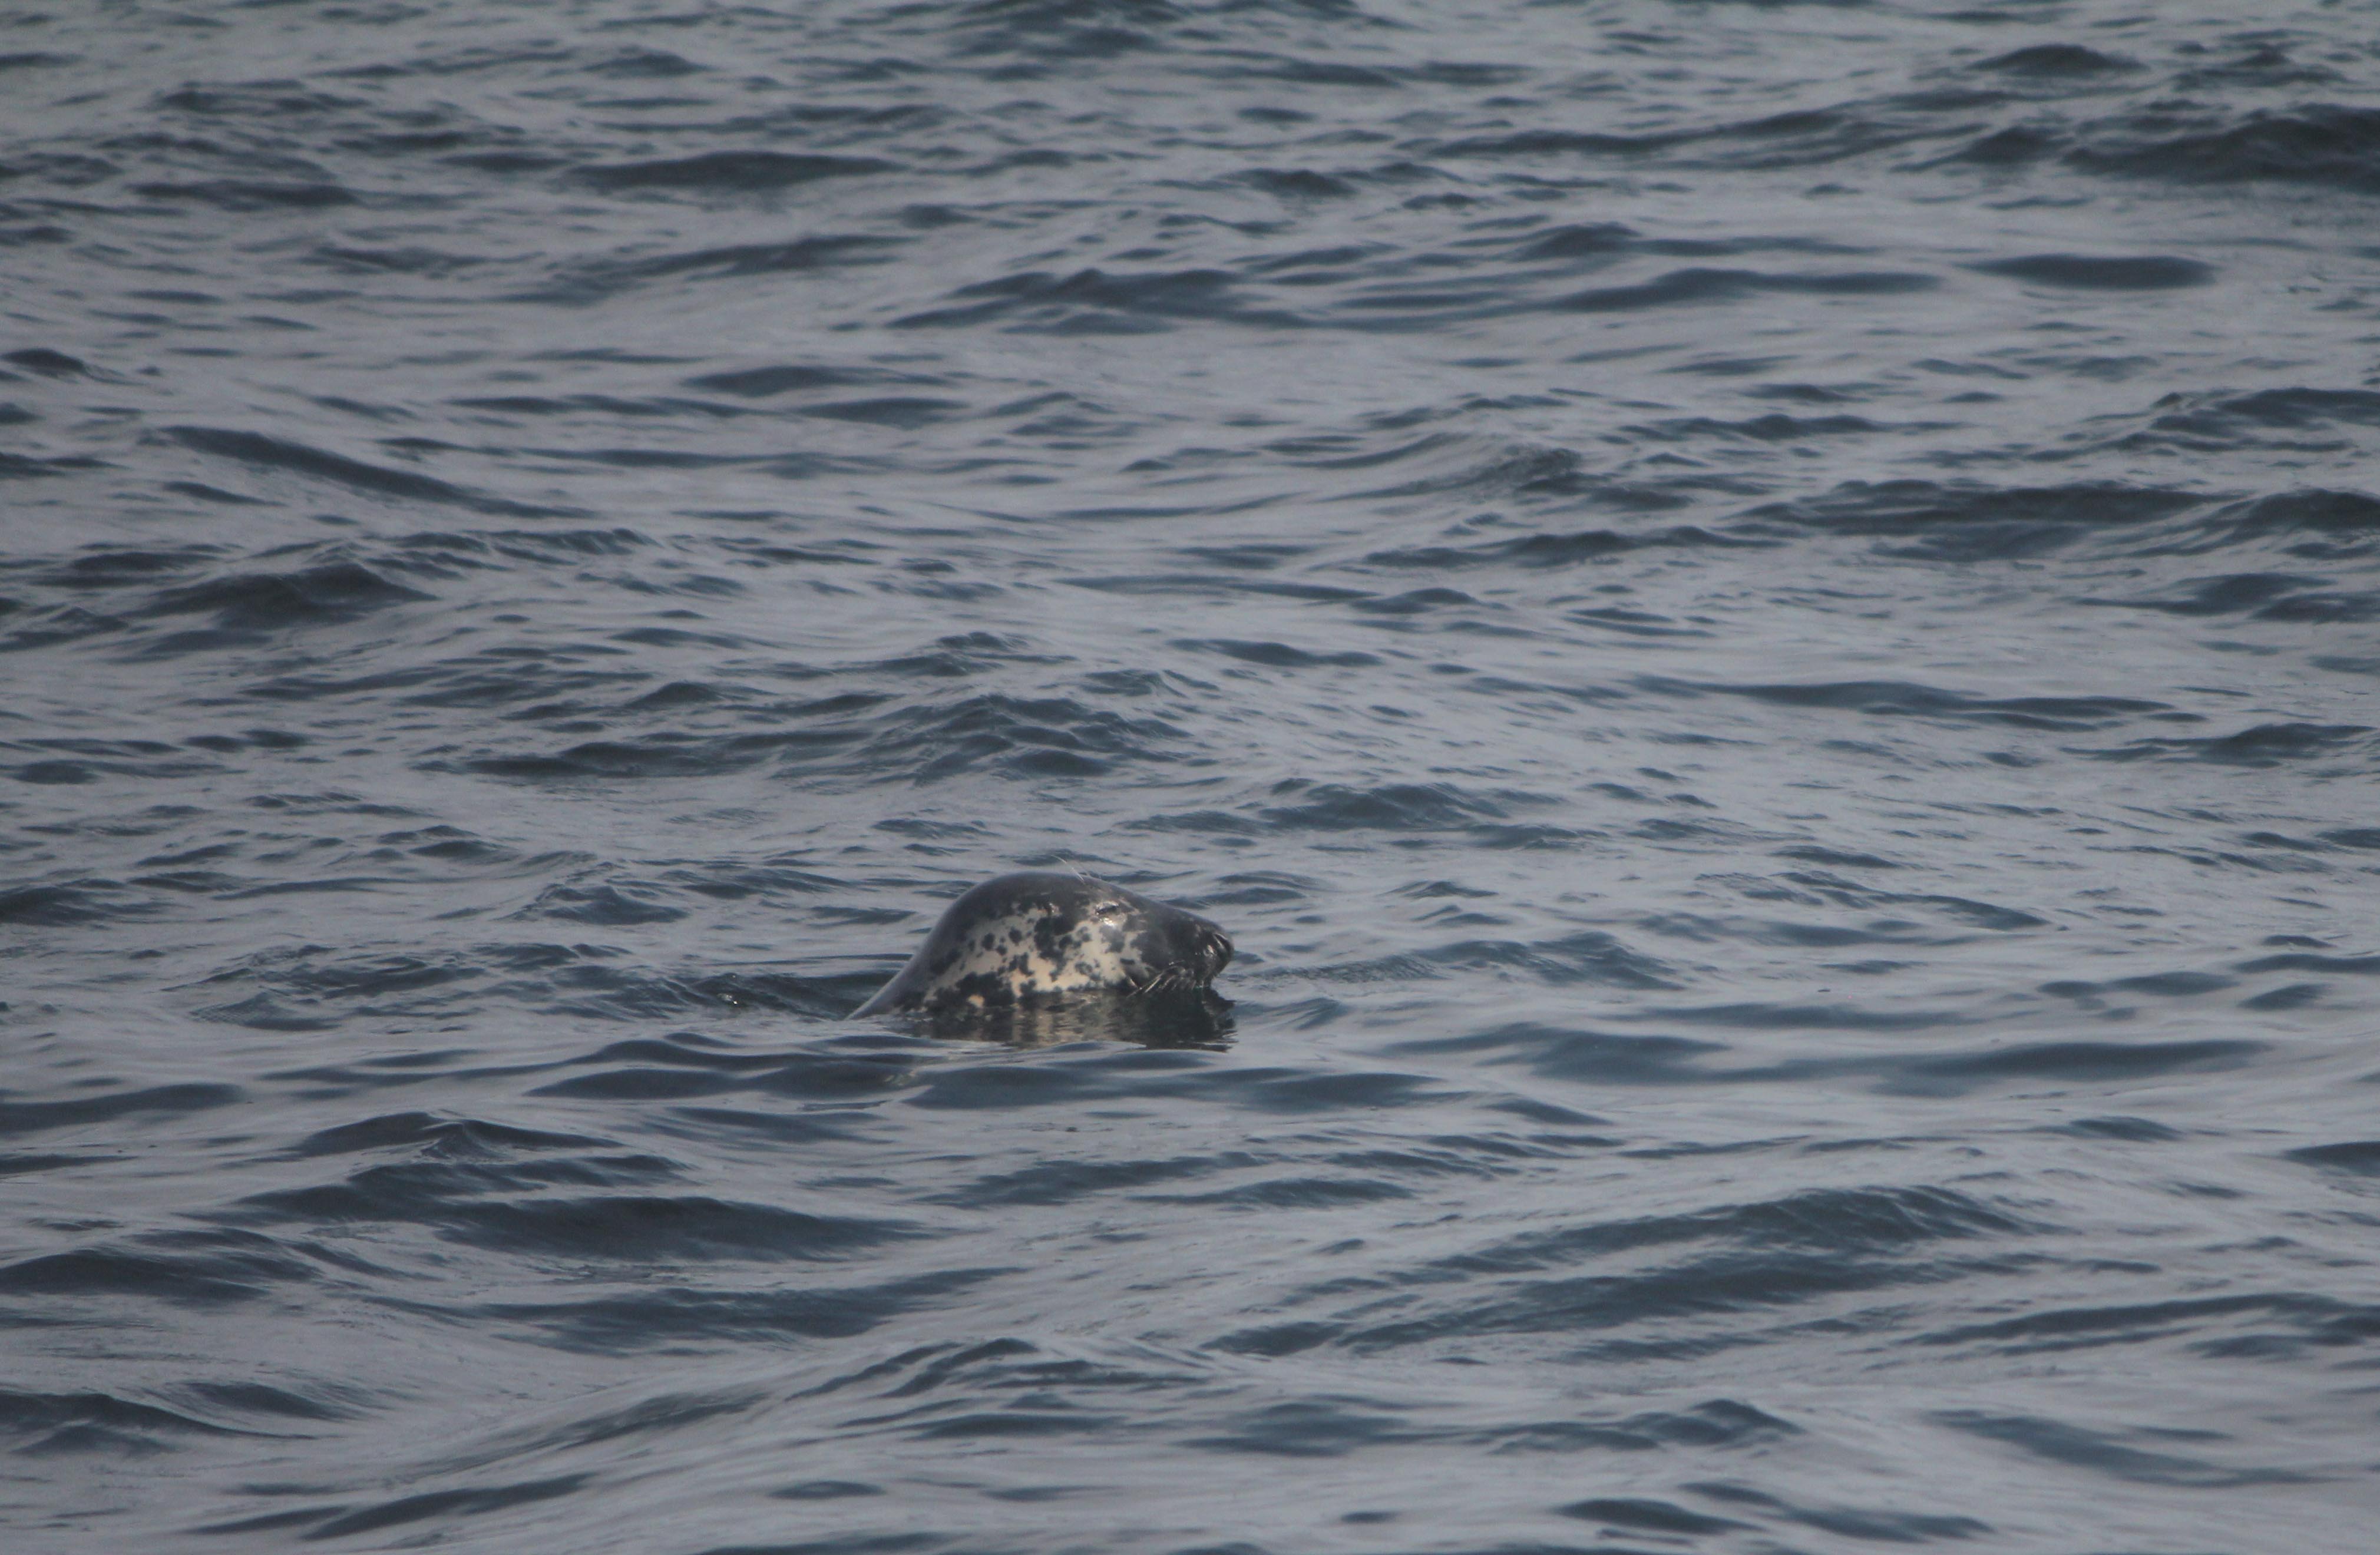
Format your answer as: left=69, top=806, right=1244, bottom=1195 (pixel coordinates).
left=5, top=1, right=2379, bottom=1550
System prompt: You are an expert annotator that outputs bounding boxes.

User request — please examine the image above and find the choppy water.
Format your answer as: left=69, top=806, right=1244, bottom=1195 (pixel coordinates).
left=5, top=1, right=2380, bottom=1550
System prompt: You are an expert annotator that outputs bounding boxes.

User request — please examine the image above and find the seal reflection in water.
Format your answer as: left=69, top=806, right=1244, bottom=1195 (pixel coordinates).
left=854, top=872, right=1233, bottom=1040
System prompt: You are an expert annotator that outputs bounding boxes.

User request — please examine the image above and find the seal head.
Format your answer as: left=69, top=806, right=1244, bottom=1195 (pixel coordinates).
left=854, top=872, right=1232, bottom=1017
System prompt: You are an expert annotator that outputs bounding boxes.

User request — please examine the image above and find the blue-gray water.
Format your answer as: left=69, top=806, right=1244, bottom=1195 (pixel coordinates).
left=5, top=2, right=2379, bottom=1550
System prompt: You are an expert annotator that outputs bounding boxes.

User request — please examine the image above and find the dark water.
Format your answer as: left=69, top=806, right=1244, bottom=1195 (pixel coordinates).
left=5, top=1, right=2379, bottom=1549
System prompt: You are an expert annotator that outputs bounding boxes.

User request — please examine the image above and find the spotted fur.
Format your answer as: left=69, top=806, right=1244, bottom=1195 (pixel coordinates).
left=854, top=872, right=1232, bottom=1017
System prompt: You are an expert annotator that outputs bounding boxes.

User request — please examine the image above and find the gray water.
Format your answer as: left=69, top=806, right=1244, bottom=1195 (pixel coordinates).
left=5, top=1, right=2379, bottom=1550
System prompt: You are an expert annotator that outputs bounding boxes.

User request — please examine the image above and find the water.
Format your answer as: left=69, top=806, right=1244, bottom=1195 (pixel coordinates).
left=4, top=1, right=2378, bottom=1549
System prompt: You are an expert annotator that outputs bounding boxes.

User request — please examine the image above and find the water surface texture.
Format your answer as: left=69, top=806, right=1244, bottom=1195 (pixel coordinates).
left=5, top=2, right=2379, bottom=1550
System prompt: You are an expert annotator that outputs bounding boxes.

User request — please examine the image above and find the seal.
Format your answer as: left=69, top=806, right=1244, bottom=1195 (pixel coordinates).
left=853, top=871, right=1232, bottom=1017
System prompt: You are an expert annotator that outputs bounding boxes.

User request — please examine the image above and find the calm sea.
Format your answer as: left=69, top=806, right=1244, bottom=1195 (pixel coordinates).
left=4, top=2, right=2378, bottom=1550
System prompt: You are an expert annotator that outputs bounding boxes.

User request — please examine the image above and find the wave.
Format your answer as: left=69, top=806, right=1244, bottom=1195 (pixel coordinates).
left=1549, top=266, right=1937, bottom=314
left=1740, top=479, right=2209, bottom=560
left=2068, top=104, right=2380, bottom=194
left=0, top=1226, right=315, bottom=1307
left=144, top=558, right=428, bottom=633
left=1321, top=1183, right=2033, bottom=1352
left=1968, top=253, right=2214, bottom=290
left=1638, top=674, right=2177, bottom=732
left=133, top=179, right=358, bottom=211
left=1974, top=45, right=2138, bottom=78
left=1362, top=523, right=1749, bottom=570
left=893, top=266, right=1303, bottom=332
left=2128, top=488, right=2380, bottom=557
left=2084, top=722, right=2374, bottom=768
left=575, top=151, right=897, bottom=193
left=167, top=426, right=566, bottom=517
left=531, top=235, right=905, bottom=303
left=1397, top=1023, right=2266, bottom=1097
left=0, top=1387, right=268, bottom=1456
left=199, top=1474, right=591, bottom=1541
left=1306, top=929, right=1675, bottom=991
left=2087, top=572, right=2380, bottom=624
